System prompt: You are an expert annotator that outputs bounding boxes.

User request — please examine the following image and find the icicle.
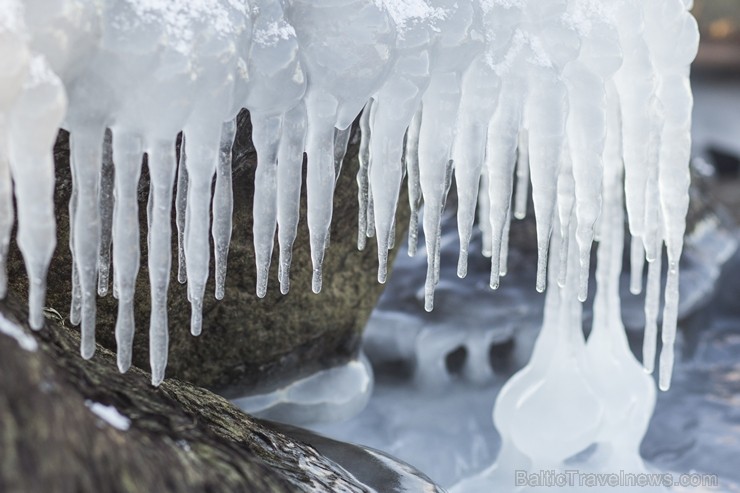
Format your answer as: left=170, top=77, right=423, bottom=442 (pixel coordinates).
left=364, top=99, right=378, bottom=243
left=242, top=0, right=306, bottom=295
left=212, top=119, right=236, bottom=301
left=304, top=91, right=339, bottom=294
left=585, top=78, right=657, bottom=474
left=526, top=71, right=568, bottom=293
left=499, top=208, right=511, bottom=278
left=277, top=102, right=307, bottom=295
left=629, top=236, right=645, bottom=295
left=70, top=251, right=82, bottom=323
left=111, top=131, right=143, bottom=370
left=67, top=127, right=81, bottom=325
left=650, top=0, right=699, bottom=390
left=659, top=260, right=680, bottom=391
left=366, top=177, right=375, bottom=240
left=485, top=79, right=522, bottom=290
left=69, top=124, right=105, bottom=357
left=388, top=217, right=396, bottom=251
left=556, top=147, right=575, bottom=288
left=146, top=139, right=177, bottom=386
left=418, top=74, right=461, bottom=311
left=513, top=130, right=529, bottom=220
left=356, top=101, right=372, bottom=252
left=252, top=113, right=282, bottom=298
left=333, top=125, right=351, bottom=181
left=97, top=130, right=114, bottom=297
left=175, top=135, right=188, bottom=285
left=614, top=3, right=656, bottom=242
left=496, top=212, right=601, bottom=477
left=643, top=241, right=662, bottom=374
left=0, top=130, right=12, bottom=299
left=564, top=13, right=621, bottom=302
left=369, top=90, right=410, bottom=283
left=0, top=0, right=701, bottom=396
left=453, top=56, right=501, bottom=279
left=183, top=125, right=220, bottom=336
left=6, top=56, right=65, bottom=330
left=522, top=2, right=579, bottom=293
left=477, top=168, right=492, bottom=258
left=405, top=106, right=422, bottom=257
left=642, top=113, right=662, bottom=262
left=367, top=8, right=434, bottom=274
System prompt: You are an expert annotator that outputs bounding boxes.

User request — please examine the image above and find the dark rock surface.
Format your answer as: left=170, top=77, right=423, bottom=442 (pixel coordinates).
left=6, top=111, right=410, bottom=396
left=0, top=294, right=371, bottom=493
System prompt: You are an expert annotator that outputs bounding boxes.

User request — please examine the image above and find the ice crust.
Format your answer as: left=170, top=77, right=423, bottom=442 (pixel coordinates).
left=0, top=0, right=697, bottom=415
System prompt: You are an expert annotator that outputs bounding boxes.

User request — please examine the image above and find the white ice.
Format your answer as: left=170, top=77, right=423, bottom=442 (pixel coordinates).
left=0, top=2, right=700, bottom=482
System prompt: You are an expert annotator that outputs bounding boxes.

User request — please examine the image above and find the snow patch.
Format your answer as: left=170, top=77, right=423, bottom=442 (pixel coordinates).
left=0, top=312, right=38, bottom=352
left=85, top=401, right=131, bottom=431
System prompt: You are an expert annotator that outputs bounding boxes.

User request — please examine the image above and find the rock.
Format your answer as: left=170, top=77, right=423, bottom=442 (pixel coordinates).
left=6, top=110, right=410, bottom=396
left=0, top=293, right=372, bottom=493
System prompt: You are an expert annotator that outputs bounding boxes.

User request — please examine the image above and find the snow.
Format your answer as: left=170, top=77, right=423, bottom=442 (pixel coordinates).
left=0, top=312, right=38, bottom=352
left=85, top=400, right=131, bottom=431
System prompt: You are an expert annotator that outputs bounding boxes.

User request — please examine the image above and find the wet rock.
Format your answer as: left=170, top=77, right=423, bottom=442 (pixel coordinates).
left=0, top=294, right=371, bottom=493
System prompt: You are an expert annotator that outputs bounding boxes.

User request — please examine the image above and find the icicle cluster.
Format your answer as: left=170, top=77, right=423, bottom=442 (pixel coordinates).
left=454, top=91, right=660, bottom=493
left=0, top=0, right=698, bottom=387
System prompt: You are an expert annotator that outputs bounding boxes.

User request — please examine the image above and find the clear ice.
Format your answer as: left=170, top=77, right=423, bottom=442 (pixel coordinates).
left=0, top=0, right=699, bottom=481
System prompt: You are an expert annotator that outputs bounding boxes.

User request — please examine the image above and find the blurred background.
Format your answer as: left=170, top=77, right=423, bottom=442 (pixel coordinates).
left=694, top=0, right=740, bottom=72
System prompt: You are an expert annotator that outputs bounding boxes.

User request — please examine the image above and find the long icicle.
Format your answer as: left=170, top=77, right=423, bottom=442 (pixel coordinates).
left=305, top=91, right=338, bottom=294
left=183, top=126, right=220, bottom=336
left=70, top=124, right=105, bottom=358
left=212, top=118, right=236, bottom=300
left=252, top=112, right=283, bottom=298
left=405, top=106, right=422, bottom=257
left=357, top=100, right=373, bottom=251
left=7, top=81, right=63, bottom=331
left=175, top=133, right=189, bottom=285
left=485, top=80, right=522, bottom=290
left=643, top=239, right=662, bottom=374
left=277, top=103, right=307, bottom=295
left=111, top=131, right=143, bottom=371
left=97, top=130, right=114, bottom=297
left=513, top=130, right=530, bottom=221
left=147, top=139, right=177, bottom=386
left=0, top=129, right=13, bottom=298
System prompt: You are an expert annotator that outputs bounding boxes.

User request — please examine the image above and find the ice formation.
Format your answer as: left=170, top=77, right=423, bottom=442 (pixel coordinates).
left=0, top=0, right=697, bottom=422
left=453, top=82, right=660, bottom=493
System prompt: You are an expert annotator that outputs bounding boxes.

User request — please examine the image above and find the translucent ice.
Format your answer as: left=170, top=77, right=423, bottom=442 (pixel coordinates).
left=0, top=0, right=699, bottom=396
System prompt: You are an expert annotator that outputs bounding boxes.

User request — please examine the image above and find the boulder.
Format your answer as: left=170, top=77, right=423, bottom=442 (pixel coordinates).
left=6, top=110, right=410, bottom=396
left=0, top=293, right=372, bottom=493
